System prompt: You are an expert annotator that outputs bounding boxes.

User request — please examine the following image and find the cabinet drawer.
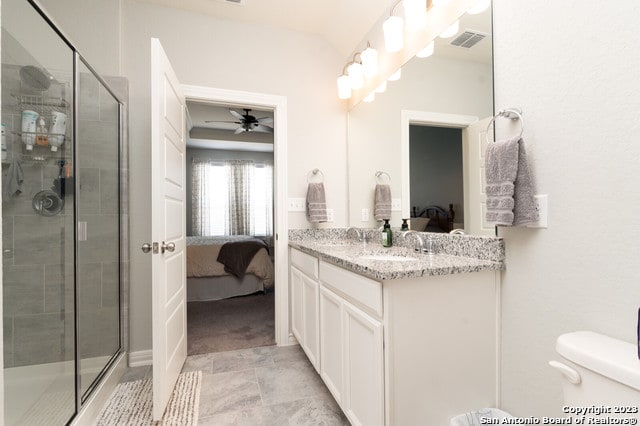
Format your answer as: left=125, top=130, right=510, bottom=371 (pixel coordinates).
left=319, top=261, right=382, bottom=318
left=290, top=247, right=319, bottom=279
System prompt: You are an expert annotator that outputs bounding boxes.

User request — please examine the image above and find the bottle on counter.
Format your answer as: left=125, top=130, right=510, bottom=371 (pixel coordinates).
left=381, top=219, right=393, bottom=247
left=401, top=218, right=409, bottom=231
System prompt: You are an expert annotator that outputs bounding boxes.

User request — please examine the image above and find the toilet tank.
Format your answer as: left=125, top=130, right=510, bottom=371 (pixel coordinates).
left=552, top=331, right=640, bottom=421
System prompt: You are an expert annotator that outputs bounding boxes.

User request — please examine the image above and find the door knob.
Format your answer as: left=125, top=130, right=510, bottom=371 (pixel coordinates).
left=141, top=243, right=152, bottom=253
left=161, top=241, right=175, bottom=253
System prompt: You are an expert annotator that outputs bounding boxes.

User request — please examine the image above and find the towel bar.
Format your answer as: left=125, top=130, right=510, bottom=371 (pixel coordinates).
left=485, top=107, right=524, bottom=144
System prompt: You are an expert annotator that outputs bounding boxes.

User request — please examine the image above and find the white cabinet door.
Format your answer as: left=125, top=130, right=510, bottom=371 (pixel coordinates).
left=290, top=265, right=320, bottom=370
left=343, top=301, right=384, bottom=426
left=319, top=286, right=344, bottom=404
left=302, top=272, right=320, bottom=369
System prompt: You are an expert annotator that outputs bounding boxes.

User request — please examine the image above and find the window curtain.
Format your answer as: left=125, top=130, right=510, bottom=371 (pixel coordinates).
left=191, top=159, right=213, bottom=236
left=227, top=160, right=254, bottom=236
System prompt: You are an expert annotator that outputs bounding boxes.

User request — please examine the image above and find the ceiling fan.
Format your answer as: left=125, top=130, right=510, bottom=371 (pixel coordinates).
left=205, top=108, right=274, bottom=134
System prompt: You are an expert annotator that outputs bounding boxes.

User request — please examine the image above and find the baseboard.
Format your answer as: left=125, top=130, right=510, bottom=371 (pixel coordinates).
left=128, top=349, right=152, bottom=367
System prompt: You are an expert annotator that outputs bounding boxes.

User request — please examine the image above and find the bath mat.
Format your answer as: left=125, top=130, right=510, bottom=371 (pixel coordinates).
left=95, top=370, right=201, bottom=425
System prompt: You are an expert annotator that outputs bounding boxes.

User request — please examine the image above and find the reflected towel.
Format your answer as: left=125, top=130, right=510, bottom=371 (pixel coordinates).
left=3, top=158, right=24, bottom=198
left=306, top=182, right=327, bottom=223
left=373, top=184, right=391, bottom=221
left=485, top=137, right=538, bottom=226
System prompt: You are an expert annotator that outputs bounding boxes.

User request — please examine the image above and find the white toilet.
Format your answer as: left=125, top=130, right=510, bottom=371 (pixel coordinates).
left=551, top=330, right=640, bottom=421
left=451, top=331, right=640, bottom=425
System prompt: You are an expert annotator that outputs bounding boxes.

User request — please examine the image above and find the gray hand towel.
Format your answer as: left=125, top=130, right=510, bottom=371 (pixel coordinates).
left=485, top=137, right=538, bottom=226
left=3, top=158, right=24, bottom=198
left=306, top=182, right=328, bottom=223
left=373, top=184, right=391, bottom=221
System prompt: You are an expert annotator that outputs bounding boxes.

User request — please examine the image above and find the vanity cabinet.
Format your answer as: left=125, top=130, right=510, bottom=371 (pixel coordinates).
left=290, top=248, right=320, bottom=370
left=319, top=261, right=384, bottom=426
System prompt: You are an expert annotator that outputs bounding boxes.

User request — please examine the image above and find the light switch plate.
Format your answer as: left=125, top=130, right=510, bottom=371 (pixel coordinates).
left=391, top=198, right=401, bottom=211
left=326, top=208, right=334, bottom=222
left=288, top=198, right=306, bottom=212
left=362, top=208, right=369, bottom=222
left=527, top=194, right=548, bottom=228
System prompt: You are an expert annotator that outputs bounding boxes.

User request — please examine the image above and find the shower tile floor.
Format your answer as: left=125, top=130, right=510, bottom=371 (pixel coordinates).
left=122, top=345, right=349, bottom=425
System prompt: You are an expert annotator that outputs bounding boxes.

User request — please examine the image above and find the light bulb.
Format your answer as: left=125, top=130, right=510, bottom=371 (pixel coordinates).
left=375, top=80, right=387, bottom=93
left=388, top=68, right=402, bottom=82
left=432, top=0, right=449, bottom=5
left=403, top=0, right=426, bottom=32
left=467, top=0, right=490, bottom=14
left=439, top=19, right=459, bottom=38
left=363, top=92, right=375, bottom=103
left=337, top=75, right=351, bottom=99
left=361, top=47, right=378, bottom=78
left=383, top=16, right=404, bottom=53
left=347, top=62, right=364, bottom=90
left=416, top=41, right=435, bottom=58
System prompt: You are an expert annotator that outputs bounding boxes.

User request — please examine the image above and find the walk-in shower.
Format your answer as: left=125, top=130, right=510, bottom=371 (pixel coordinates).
left=1, top=0, right=127, bottom=423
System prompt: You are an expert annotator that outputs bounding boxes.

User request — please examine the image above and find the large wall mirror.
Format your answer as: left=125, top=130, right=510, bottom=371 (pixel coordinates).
left=347, top=3, right=495, bottom=236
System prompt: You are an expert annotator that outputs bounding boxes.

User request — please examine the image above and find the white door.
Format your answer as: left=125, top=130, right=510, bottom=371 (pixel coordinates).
left=150, top=37, right=187, bottom=421
left=463, top=117, right=495, bottom=236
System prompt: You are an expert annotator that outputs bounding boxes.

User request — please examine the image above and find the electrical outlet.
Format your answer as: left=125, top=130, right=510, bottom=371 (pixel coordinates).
left=326, top=208, right=334, bottom=222
left=391, top=198, right=401, bottom=211
left=362, top=208, right=369, bottom=222
left=527, top=194, right=548, bottom=228
left=287, top=198, right=306, bottom=212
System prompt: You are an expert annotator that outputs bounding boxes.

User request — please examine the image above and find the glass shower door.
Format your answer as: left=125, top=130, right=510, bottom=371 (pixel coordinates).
left=1, top=0, right=76, bottom=423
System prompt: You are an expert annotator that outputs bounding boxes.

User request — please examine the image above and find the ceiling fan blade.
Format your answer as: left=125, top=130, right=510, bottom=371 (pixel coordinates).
left=229, top=109, right=245, bottom=120
left=204, top=120, right=241, bottom=124
left=253, top=124, right=274, bottom=133
left=256, top=117, right=273, bottom=125
left=234, top=126, right=246, bottom=134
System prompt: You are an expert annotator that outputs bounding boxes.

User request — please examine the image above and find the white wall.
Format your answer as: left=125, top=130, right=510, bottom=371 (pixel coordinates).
left=122, top=0, right=348, bottom=353
left=493, top=0, right=640, bottom=416
left=34, top=0, right=122, bottom=76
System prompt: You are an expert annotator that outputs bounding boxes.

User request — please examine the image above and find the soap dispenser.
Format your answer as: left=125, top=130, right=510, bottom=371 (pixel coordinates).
left=401, top=218, right=409, bottom=231
left=381, top=219, right=393, bottom=247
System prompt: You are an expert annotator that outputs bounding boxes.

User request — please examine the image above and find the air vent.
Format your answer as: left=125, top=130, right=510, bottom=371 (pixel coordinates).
left=450, top=30, right=487, bottom=49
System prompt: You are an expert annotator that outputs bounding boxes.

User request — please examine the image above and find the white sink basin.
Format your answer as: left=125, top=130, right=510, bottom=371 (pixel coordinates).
left=359, top=254, right=415, bottom=262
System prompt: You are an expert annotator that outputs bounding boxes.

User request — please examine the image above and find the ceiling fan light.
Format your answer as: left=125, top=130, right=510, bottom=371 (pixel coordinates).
left=375, top=80, right=387, bottom=93
left=347, top=62, right=364, bottom=90
left=416, top=41, right=435, bottom=58
left=467, top=0, right=490, bottom=14
left=363, top=92, right=375, bottom=103
left=439, top=19, right=460, bottom=38
left=403, top=0, right=426, bottom=32
left=361, top=46, right=379, bottom=78
left=388, top=68, right=402, bottom=82
left=337, top=75, right=352, bottom=99
left=383, top=16, right=404, bottom=53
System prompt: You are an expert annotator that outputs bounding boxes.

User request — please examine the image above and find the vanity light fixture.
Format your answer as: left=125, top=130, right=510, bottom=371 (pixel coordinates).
left=439, top=19, right=459, bottom=38
left=467, top=0, right=490, bottom=14
left=347, top=56, right=364, bottom=90
left=388, top=68, right=402, bottom=81
left=432, top=0, right=450, bottom=5
left=361, top=42, right=379, bottom=77
left=337, top=72, right=351, bottom=99
left=383, top=0, right=404, bottom=52
left=403, top=0, right=427, bottom=32
left=375, top=80, right=387, bottom=93
left=416, top=40, right=435, bottom=58
left=363, top=92, right=376, bottom=103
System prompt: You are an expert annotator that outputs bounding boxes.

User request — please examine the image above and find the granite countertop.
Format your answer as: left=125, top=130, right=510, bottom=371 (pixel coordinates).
left=289, top=229, right=504, bottom=281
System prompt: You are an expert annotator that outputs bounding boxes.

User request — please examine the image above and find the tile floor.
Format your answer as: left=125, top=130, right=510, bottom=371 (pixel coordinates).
left=121, top=344, right=350, bottom=425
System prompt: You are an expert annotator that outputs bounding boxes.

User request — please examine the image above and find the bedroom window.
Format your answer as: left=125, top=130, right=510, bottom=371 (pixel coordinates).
left=192, top=158, right=273, bottom=238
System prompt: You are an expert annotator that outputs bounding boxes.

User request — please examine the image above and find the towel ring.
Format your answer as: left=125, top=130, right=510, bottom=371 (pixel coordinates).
left=485, top=108, right=524, bottom=144
left=375, top=171, right=391, bottom=184
left=307, top=168, right=324, bottom=183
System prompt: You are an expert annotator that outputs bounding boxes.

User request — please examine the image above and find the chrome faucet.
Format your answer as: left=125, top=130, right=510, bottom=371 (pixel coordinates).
left=346, top=226, right=364, bottom=242
left=401, top=230, right=424, bottom=253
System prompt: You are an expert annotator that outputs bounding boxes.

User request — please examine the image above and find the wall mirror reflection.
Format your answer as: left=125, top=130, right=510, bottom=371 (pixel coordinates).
left=347, top=3, right=495, bottom=236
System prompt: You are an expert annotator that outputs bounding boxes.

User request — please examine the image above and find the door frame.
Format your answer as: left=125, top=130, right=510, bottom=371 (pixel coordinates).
left=181, top=85, right=290, bottom=345
left=400, top=110, right=478, bottom=222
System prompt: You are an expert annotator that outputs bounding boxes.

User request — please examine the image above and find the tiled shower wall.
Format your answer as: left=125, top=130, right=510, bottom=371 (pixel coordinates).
left=2, top=64, right=128, bottom=368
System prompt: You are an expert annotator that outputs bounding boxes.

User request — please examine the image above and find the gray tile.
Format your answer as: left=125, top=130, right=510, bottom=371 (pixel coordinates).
left=120, top=365, right=151, bottom=383
left=4, top=317, right=14, bottom=368
left=199, top=369, right=262, bottom=418
left=209, top=346, right=275, bottom=374
left=272, top=345, right=307, bottom=364
left=3, top=162, right=44, bottom=216
left=79, top=71, right=100, bottom=121
left=256, top=359, right=328, bottom=406
left=44, top=263, right=75, bottom=314
left=13, top=312, right=73, bottom=365
left=77, top=121, right=119, bottom=169
left=3, top=215, right=14, bottom=264
left=101, top=262, right=120, bottom=308
left=77, top=263, right=102, bottom=310
left=100, top=168, right=119, bottom=215
left=182, top=353, right=214, bottom=374
left=78, top=167, right=100, bottom=214
left=78, top=306, right=119, bottom=358
left=3, top=264, right=45, bottom=316
left=13, top=215, right=73, bottom=265
left=77, top=214, right=118, bottom=264
left=99, top=84, right=120, bottom=123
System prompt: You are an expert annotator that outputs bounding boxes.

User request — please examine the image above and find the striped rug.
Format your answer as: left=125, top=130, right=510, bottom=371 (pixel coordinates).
left=95, top=370, right=201, bottom=425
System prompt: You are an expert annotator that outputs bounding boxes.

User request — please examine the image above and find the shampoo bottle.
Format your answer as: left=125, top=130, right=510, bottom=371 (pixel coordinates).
left=381, top=219, right=392, bottom=247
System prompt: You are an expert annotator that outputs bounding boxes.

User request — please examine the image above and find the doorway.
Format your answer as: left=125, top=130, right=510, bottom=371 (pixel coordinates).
left=182, top=85, right=290, bottom=349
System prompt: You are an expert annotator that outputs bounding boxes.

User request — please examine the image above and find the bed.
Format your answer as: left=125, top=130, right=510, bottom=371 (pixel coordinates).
left=186, top=235, right=274, bottom=302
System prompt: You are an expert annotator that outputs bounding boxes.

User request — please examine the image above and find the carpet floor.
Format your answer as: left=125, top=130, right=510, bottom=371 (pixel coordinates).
left=187, top=291, right=275, bottom=355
